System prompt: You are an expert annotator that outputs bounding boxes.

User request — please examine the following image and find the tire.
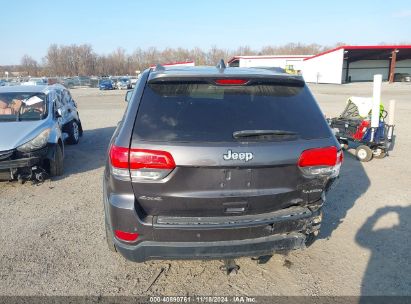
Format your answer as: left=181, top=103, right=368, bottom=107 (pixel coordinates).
left=373, top=148, right=386, bottom=159
left=355, top=145, right=373, bottom=162
left=49, top=144, right=64, bottom=177
left=66, top=120, right=80, bottom=145
left=105, top=218, right=117, bottom=252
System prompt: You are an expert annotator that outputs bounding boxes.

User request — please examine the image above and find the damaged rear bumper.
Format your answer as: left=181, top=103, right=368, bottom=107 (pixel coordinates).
left=109, top=197, right=323, bottom=262
left=115, top=232, right=307, bottom=262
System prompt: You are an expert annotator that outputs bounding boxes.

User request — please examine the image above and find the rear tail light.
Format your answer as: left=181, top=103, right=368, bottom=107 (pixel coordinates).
left=129, top=149, right=175, bottom=169
left=114, top=230, right=139, bottom=242
left=109, top=145, right=175, bottom=181
left=215, top=79, right=249, bottom=85
left=298, top=146, right=343, bottom=177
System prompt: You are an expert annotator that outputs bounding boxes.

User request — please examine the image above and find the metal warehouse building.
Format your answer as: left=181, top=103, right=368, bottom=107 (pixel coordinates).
left=228, top=55, right=312, bottom=72
left=303, top=45, right=411, bottom=84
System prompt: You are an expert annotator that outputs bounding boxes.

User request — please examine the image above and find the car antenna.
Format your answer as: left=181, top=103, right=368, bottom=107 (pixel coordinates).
left=216, top=59, right=226, bottom=70
left=155, top=64, right=165, bottom=72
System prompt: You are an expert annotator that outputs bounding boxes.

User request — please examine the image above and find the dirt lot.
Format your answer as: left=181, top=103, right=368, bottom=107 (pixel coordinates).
left=0, top=83, right=410, bottom=296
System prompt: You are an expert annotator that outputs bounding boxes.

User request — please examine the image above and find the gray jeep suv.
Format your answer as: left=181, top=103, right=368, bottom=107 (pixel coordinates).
left=103, top=64, right=343, bottom=263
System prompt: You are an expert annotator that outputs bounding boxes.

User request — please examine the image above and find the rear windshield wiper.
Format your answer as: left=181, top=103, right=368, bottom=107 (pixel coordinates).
left=233, top=129, right=298, bottom=139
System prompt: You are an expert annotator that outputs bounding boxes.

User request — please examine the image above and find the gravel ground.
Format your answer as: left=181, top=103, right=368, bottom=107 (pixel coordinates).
left=0, top=83, right=410, bottom=296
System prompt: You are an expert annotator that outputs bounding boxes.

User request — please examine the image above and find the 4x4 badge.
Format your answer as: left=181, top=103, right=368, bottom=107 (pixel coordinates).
left=223, top=149, right=253, bottom=162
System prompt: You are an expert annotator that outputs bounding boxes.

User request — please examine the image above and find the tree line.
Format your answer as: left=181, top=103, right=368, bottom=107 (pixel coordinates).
left=2, top=43, right=346, bottom=77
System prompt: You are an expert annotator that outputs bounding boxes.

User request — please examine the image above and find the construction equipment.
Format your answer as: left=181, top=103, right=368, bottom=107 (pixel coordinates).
left=327, top=75, right=396, bottom=162
left=285, top=64, right=299, bottom=75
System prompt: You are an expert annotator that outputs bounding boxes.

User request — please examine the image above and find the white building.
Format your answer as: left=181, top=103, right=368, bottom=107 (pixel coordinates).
left=227, top=55, right=312, bottom=71
left=302, top=45, right=411, bottom=84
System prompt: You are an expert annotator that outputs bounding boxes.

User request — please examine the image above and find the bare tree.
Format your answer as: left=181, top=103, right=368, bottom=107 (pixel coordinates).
left=21, top=55, right=39, bottom=77
left=30, top=42, right=352, bottom=77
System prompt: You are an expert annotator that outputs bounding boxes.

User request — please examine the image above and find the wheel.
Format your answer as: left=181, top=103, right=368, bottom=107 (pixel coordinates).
left=105, top=218, right=117, bottom=252
left=373, top=148, right=386, bottom=159
left=355, top=145, right=373, bottom=162
left=66, top=120, right=80, bottom=145
left=49, top=144, right=64, bottom=177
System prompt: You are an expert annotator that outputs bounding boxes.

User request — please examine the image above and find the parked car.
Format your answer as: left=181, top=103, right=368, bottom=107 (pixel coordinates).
left=0, top=80, right=6, bottom=86
left=116, top=77, right=131, bottom=90
left=394, top=73, right=411, bottom=82
left=99, top=79, right=115, bottom=90
left=62, top=77, right=80, bottom=89
left=0, top=84, right=83, bottom=183
left=77, top=76, right=91, bottom=86
left=103, top=64, right=343, bottom=264
left=130, top=76, right=139, bottom=88
left=21, top=77, right=47, bottom=86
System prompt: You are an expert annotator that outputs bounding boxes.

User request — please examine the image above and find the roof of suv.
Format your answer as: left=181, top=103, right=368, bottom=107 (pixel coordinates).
left=148, top=66, right=304, bottom=82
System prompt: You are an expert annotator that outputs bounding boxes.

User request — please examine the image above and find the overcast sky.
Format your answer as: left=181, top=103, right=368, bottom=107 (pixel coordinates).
left=1, top=0, right=410, bottom=65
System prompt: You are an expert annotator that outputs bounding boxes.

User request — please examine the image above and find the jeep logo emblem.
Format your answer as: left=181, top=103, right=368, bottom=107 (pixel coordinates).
left=223, top=149, right=253, bottom=162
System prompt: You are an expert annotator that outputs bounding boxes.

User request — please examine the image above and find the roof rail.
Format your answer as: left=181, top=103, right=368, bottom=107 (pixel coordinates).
left=216, top=59, right=226, bottom=69
left=154, top=64, right=165, bottom=72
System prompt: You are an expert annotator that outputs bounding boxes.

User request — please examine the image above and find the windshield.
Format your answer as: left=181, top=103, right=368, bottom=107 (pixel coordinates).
left=133, top=81, right=330, bottom=142
left=0, top=92, right=48, bottom=122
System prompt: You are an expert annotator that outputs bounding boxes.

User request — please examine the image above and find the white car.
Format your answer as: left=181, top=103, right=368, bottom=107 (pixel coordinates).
left=116, top=77, right=131, bottom=90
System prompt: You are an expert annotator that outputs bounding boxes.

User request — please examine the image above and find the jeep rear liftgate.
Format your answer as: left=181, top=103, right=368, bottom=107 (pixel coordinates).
left=105, top=66, right=342, bottom=263
left=128, top=80, right=334, bottom=217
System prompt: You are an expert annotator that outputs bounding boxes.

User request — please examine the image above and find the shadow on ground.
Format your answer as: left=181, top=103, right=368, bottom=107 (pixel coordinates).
left=318, top=150, right=370, bottom=240
left=356, top=205, right=411, bottom=296
left=60, top=126, right=116, bottom=177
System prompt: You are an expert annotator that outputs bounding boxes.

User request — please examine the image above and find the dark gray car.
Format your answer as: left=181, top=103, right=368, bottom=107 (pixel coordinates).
left=103, top=65, right=343, bottom=263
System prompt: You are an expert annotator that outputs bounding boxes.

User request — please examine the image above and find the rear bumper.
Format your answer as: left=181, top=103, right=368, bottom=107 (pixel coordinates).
left=106, top=191, right=323, bottom=262
left=115, top=232, right=306, bottom=262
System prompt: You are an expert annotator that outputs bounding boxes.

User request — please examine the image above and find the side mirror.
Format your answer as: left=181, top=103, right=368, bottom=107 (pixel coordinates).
left=56, top=108, right=62, bottom=118
left=125, top=90, right=133, bottom=102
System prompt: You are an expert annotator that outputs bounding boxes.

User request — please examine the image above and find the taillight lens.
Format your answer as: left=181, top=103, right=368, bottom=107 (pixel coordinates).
left=109, top=145, right=129, bottom=168
left=114, top=230, right=139, bottom=242
left=298, top=146, right=343, bottom=177
left=129, top=149, right=175, bottom=169
left=215, top=79, right=249, bottom=85
left=109, top=145, right=175, bottom=181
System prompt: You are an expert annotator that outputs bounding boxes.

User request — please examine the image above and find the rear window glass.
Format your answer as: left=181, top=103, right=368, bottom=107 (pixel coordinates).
left=133, top=81, right=330, bottom=142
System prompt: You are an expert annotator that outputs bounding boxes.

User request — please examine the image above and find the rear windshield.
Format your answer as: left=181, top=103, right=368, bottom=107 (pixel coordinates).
left=133, top=81, right=330, bottom=142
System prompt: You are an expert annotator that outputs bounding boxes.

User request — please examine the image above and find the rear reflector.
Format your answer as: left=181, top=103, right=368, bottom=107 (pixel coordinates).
left=298, top=146, right=338, bottom=167
left=114, top=230, right=139, bottom=242
left=215, top=79, right=248, bottom=85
